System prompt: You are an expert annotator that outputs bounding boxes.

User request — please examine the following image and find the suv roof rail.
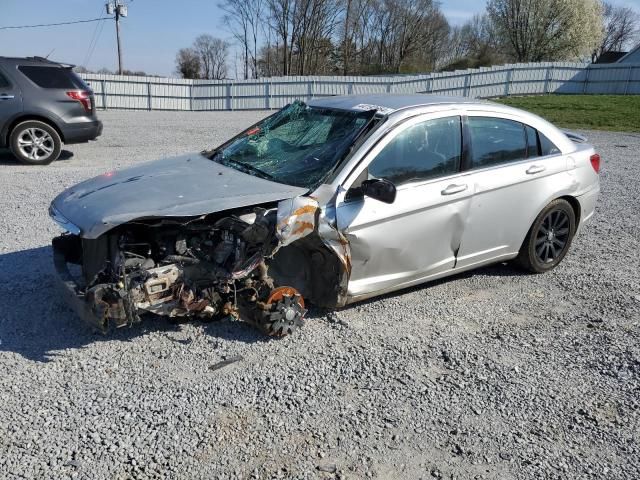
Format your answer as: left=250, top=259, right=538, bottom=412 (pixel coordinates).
left=0, top=56, right=74, bottom=68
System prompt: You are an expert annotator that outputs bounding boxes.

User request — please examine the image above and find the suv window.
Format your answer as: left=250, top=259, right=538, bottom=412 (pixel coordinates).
left=0, top=70, right=10, bottom=88
left=368, top=116, right=462, bottom=186
left=468, top=117, right=527, bottom=168
left=18, top=65, right=88, bottom=89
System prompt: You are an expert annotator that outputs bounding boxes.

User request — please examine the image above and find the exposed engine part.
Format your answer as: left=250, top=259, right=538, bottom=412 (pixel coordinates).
left=58, top=206, right=312, bottom=335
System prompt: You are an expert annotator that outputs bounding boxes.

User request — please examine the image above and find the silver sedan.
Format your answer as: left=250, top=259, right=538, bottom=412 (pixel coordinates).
left=50, top=94, right=600, bottom=336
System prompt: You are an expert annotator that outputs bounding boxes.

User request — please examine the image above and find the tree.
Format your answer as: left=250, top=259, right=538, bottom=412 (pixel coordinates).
left=219, top=0, right=264, bottom=79
left=175, top=48, right=201, bottom=79
left=487, top=0, right=603, bottom=62
left=193, top=34, right=230, bottom=79
left=442, top=14, right=506, bottom=70
left=593, top=1, right=640, bottom=61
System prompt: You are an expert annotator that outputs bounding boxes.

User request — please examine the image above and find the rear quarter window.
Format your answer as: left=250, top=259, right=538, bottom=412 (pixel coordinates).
left=539, top=132, right=561, bottom=156
left=0, top=70, right=10, bottom=88
left=18, top=65, right=89, bottom=89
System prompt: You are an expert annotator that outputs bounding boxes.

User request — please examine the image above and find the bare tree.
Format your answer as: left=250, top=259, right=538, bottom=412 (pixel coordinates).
left=442, top=14, right=506, bottom=69
left=192, top=35, right=230, bottom=79
left=219, top=0, right=264, bottom=79
left=175, top=48, right=201, bottom=79
left=593, top=1, right=640, bottom=61
left=487, top=0, right=603, bottom=62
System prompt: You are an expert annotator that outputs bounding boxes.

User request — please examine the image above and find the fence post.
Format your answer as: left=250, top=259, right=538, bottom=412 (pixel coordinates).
left=583, top=66, right=591, bottom=94
left=624, top=66, right=633, bottom=95
left=504, top=68, right=513, bottom=96
left=348, top=82, right=353, bottom=95
left=387, top=81, right=392, bottom=93
left=189, top=83, right=193, bottom=111
left=308, top=80, right=314, bottom=100
left=226, top=83, right=232, bottom=111
left=265, top=82, right=270, bottom=109
left=147, top=82, right=152, bottom=111
left=543, top=66, right=551, bottom=94
left=101, top=79, right=107, bottom=110
left=464, top=72, right=472, bottom=97
left=425, top=76, right=432, bottom=94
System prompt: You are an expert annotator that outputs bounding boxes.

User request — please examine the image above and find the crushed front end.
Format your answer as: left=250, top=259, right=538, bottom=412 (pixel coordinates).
left=51, top=206, right=310, bottom=336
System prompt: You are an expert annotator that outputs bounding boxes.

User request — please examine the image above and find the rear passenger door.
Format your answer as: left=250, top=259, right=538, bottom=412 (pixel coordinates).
left=455, top=115, right=567, bottom=268
left=0, top=67, right=22, bottom=140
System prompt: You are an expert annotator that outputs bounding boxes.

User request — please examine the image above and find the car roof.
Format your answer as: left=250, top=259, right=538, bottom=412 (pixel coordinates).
left=308, top=94, right=489, bottom=114
left=0, top=56, right=71, bottom=68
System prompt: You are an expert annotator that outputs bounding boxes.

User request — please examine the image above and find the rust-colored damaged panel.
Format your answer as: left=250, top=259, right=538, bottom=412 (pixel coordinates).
left=276, top=197, right=320, bottom=247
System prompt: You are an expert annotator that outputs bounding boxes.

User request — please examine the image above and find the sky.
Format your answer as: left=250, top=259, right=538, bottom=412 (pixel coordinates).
left=1, top=0, right=638, bottom=77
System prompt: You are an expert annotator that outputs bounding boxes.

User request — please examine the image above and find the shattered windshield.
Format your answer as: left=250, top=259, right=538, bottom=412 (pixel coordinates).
left=209, top=101, right=374, bottom=189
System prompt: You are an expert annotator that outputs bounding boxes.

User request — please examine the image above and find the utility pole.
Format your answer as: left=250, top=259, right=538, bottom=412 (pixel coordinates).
left=106, top=1, right=128, bottom=74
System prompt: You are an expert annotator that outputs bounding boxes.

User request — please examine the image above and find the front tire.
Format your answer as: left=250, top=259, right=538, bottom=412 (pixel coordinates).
left=9, top=120, right=62, bottom=165
left=516, top=199, right=576, bottom=273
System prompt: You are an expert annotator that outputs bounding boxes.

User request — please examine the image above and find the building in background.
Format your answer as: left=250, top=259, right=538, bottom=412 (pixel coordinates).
left=617, top=43, right=640, bottom=63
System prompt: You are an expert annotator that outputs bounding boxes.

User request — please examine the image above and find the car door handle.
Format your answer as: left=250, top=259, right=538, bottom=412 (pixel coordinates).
left=0, top=94, right=15, bottom=100
left=526, top=165, right=546, bottom=175
left=441, top=184, right=468, bottom=195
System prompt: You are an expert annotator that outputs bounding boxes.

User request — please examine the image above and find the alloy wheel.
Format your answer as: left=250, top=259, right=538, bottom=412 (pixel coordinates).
left=17, top=128, right=55, bottom=162
left=534, top=209, right=570, bottom=264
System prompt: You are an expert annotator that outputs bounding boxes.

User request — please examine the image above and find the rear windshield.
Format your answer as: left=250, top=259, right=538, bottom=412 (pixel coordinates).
left=18, top=65, right=89, bottom=90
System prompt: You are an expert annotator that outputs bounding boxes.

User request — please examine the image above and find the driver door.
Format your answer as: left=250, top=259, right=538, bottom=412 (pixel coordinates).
left=335, top=114, right=473, bottom=299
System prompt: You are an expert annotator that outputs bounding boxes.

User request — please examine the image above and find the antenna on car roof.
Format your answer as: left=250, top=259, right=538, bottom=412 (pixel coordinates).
left=45, top=48, right=55, bottom=59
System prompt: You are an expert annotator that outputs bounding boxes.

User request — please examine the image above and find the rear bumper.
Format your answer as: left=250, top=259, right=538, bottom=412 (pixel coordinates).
left=62, top=120, right=103, bottom=144
left=577, top=184, right=600, bottom=222
left=576, top=183, right=600, bottom=233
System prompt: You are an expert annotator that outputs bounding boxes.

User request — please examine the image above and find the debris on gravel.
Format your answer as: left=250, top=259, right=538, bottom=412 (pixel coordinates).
left=0, top=112, right=638, bottom=479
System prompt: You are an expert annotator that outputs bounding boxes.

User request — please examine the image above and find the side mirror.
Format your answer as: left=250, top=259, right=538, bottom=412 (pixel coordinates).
left=361, top=178, right=397, bottom=204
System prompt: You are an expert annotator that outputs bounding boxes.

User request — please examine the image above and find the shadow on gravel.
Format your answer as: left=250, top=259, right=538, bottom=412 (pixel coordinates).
left=346, top=261, right=530, bottom=310
left=0, top=148, right=74, bottom=165
left=0, top=246, right=269, bottom=363
left=0, top=245, right=528, bottom=362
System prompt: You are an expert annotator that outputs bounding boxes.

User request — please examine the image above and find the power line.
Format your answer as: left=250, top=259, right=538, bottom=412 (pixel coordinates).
left=84, top=17, right=107, bottom=69
left=0, top=17, right=110, bottom=31
left=82, top=5, right=108, bottom=68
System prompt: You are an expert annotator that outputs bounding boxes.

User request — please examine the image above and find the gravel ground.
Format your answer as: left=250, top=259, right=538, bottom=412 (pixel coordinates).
left=0, top=111, right=638, bottom=480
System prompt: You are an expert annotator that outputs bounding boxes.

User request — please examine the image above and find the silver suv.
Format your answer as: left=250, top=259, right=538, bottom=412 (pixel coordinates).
left=0, top=56, right=102, bottom=165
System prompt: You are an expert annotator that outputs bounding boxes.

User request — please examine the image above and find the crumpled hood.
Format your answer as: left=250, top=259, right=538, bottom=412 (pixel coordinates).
left=51, top=152, right=308, bottom=239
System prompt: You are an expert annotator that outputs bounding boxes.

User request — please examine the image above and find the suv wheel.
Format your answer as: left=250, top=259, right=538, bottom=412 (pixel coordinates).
left=9, top=120, right=62, bottom=165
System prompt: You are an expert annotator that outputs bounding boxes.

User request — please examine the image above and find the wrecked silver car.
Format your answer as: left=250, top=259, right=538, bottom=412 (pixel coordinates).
left=50, top=94, right=600, bottom=335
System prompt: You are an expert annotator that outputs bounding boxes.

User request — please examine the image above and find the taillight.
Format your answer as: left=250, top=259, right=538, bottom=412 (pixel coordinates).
left=66, top=90, right=92, bottom=113
left=590, top=153, right=601, bottom=173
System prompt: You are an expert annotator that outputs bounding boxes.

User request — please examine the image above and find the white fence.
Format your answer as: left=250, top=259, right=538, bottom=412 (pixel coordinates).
left=80, top=61, right=640, bottom=111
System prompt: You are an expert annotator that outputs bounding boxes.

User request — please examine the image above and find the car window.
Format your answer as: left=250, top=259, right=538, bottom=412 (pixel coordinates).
left=0, top=70, right=10, bottom=88
left=368, top=116, right=462, bottom=186
left=18, top=65, right=89, bottom=89
left=468, top=117, right=527, bottom=168
left=539, top=132, right=561, bottom=156
left=525, top=125, right=539, bottom=158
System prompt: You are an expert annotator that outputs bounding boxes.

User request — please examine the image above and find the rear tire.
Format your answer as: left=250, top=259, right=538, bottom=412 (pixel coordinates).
left=516, top=199, right=576, bottom=273
left=9, top=120, right=62, bottom=165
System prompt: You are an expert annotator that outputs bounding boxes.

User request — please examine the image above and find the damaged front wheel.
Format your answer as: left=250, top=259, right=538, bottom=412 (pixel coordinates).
left=255, top=287, right=307, bottom=336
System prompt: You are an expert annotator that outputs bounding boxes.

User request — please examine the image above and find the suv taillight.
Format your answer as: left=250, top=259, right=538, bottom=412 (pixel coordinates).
left=590, top=153, right=601, bottom=173
left=66, top=90, right=92, bottom=113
